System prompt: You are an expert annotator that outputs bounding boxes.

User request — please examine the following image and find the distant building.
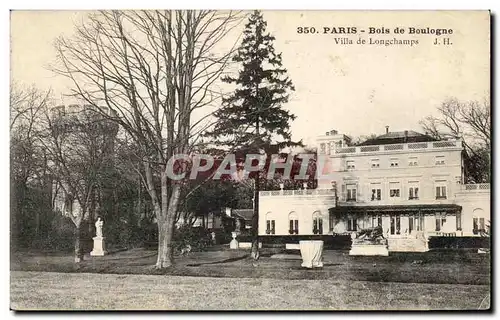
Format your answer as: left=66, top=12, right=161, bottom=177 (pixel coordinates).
left=180, top=208, right=253, bottom=232
left=51, top=104, right=119, bottom=221
left=259, top=127, right=490, bottom=250
left=231, top=209, right=254, bottom=230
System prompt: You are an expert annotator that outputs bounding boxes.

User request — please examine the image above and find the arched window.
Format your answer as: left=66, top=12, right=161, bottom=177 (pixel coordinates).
left=312, top=211, right=323, bottom=235
left=288, top=212, right=299, bottom=234
left=265, top=212, right=275, bottom=235
left=472, top=208, right=486, bottom=235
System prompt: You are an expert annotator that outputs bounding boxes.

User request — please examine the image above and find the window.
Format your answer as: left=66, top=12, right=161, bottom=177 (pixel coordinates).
left=435, top=156, right=445, bottom=166
left=347, top=217, right=357, bottom=231
left=265, top=212, right=275, bottom=234
left=435, top=214, right=446, bottom=232
left=390, top=158, right=399, bottom=167
left=408, top=187, right=419, bottom=200
left=289, top=220, right=299, bottom=234
left=371, top=159, right=380, bottom=168
left=288, top=212, right=299, bottom=234
left=390, top=215, right=401, bottom=235
left=473, top=217, right=485, bottom=235
left=389, top=182, right=401, bottom=198
left=346, top=160, right=355, bottom=170
left=472, top=209, right=485, bottom=235
left=408, top=181, right=419, bottom=200
left=408, top=157, right=418, bottom=167
left=329, top=214, right=335, bottom=232
left=266, top=220, right=276, bottom=234
left=390, top=189, right=400, bottom=197
left=436, top=186, right=447, bottom=199
left=371, top=187, right=382, bottom=201
left=409, top=214, right=423, bottom=233
left=456, top=212, right=462, bottom=231
left=372, top=215, right=382, bottom=227
left=346, top=184, right=357, bottom=201
left=312, top=212, right=323, bottom=234
left=266, top=220, right=275, bottom=234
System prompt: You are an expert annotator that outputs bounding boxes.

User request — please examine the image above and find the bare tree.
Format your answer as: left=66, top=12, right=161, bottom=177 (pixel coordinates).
left=39, top=105, right=119, bottom=262
left=10, top=84, right=50, bottom=190
left=10, top=83, right=52, bottom=248
left=51, top=10, right=242, bottom=268
left=420, top=97, right=491, bottom=182
left=421, top=97, right=490, bottom=147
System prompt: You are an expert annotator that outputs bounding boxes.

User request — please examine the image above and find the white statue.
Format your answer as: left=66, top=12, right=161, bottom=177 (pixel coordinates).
left=91, top=217, right=106, bottom=256
left=95, top=217, right=104, bottom=238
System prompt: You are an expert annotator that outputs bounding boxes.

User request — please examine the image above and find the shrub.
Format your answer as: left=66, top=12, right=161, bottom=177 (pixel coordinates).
left=28, top=214, right=75, bottom=252
left=211, top=228, right=233, bottom=244
left=236, top=229, right=254, bottom=242
left=173, top=225, right=212, bottom=253
left=428, top=236, right=490, bottom=249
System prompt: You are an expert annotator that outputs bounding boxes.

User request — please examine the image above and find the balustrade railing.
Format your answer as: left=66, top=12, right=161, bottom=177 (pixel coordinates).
left=331, top=139, right=461, bottom=155
left=260, top=189, right=336, bottom=197
left=461, top=183, right=490, bottom=191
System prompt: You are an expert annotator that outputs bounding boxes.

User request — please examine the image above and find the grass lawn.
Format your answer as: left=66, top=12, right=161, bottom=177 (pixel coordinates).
left=11, top=247, right=491, bottom=285
left=10, top=271, right=490, bottom=310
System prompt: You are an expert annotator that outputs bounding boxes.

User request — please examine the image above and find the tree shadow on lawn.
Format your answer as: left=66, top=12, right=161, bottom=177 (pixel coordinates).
left=180, top=250, right=490, bottom=285
left=186, top=254, right=249, bottom=267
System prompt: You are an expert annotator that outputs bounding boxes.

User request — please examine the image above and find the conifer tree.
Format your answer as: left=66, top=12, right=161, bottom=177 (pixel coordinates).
left=206, top=10, right=300, bottom=259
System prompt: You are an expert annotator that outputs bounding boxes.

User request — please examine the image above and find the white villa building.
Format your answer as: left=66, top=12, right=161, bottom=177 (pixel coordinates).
left=258, top=128, right=490, bottom=251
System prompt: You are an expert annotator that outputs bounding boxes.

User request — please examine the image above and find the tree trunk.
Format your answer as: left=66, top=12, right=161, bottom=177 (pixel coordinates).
left=74, top=223, right=83, bottom=263
left=155, top=216, right=173, bottom=268
left=251, top=109, right=261, bottom=261
left=251, top=175, right=260, bottom=260
left=155, top=184, right=181, bottom=269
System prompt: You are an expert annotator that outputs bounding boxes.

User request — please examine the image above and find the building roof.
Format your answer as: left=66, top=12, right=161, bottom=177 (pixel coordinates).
left=357, top=130, right=437, bottom=146
left=232, top=209, right=254, bottom=221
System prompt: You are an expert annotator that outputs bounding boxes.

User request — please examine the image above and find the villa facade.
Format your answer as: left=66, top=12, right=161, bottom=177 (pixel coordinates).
left=258, top=128, right=490, bottom=251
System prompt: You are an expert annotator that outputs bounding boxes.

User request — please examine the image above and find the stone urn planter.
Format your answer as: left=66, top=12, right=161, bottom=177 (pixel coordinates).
left=229, top=232, right=239, bottom=249
left=299, top=240, right=324, bottom=268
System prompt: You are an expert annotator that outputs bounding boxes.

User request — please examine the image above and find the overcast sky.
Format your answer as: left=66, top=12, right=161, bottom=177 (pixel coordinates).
left=11, top=10, right=490, bottom=146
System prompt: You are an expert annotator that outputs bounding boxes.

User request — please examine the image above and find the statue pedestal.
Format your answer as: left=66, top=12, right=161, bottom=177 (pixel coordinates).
left=387, top=237, right=429, bottom=252
left=90, top=237, right=107, bottom=256
left=349, top=243, right=389, bottom=256
left=349, top=226, right=389, bottom=256
left=229, top=232, right=239, bottom=249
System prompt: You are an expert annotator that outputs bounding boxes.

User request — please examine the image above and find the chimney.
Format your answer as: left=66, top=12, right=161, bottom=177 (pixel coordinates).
left=404, top=130, right=408, bottom=143
left=385, top=126, right=389, bottom=134
left=225, top=207, right=232, bottom=217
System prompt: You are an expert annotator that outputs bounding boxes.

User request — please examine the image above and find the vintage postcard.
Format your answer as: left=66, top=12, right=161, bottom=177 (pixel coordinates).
left=10, top=10, right=490, bottom=310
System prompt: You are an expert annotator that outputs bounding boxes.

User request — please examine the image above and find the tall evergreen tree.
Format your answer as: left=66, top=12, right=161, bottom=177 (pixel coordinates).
left=206, top=10, right=300, bottom=259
